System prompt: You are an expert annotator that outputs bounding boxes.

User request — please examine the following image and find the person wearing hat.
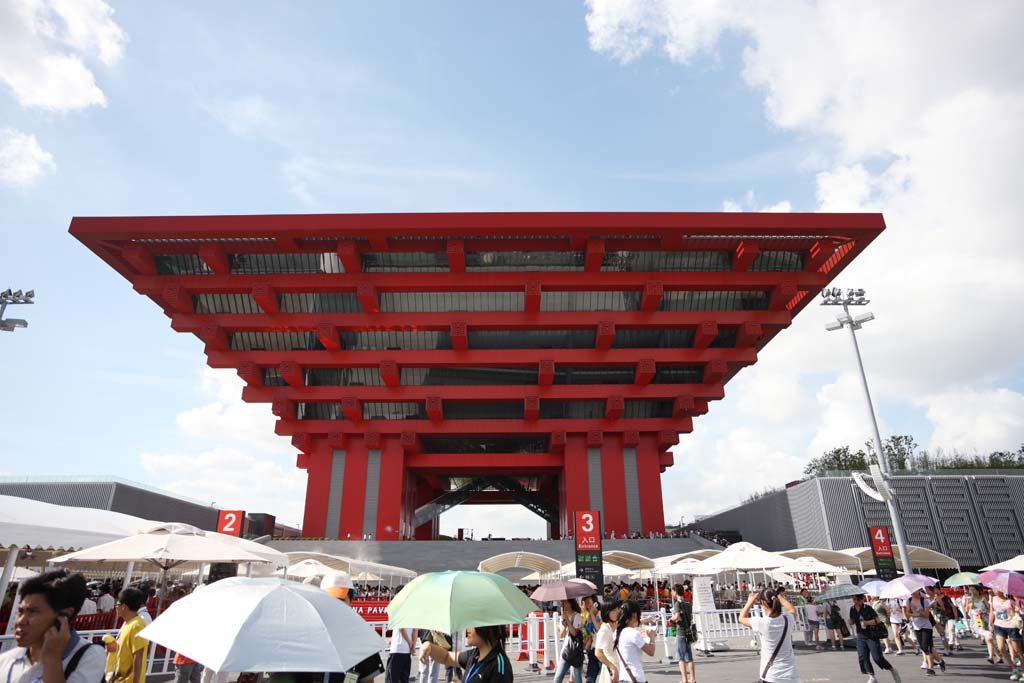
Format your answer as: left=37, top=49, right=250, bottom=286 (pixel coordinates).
left=321, top=572, right=356, bottom=604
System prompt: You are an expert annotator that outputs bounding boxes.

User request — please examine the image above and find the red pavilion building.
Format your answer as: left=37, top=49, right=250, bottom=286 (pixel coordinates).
left=71, top=212, right=883, bottom=540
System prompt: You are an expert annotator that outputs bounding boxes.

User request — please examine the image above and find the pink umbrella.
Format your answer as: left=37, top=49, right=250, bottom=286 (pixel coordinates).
left=904, top=573, right=939, bottom=587
left=531, top=579, right=598, bottom=602
left=979, top=569, right=1024, bottom=596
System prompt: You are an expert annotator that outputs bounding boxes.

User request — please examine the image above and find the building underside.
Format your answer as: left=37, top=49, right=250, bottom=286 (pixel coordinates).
left=71, top=212, right=883, bottom=539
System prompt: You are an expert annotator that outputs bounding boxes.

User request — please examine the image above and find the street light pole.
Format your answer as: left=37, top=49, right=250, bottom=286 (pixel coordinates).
left=0, top=288, right=34, bottom=332
left=823, top=287, right=914, bottom=576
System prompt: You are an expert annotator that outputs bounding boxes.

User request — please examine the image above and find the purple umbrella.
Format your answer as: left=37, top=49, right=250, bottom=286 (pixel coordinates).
left=979, top=569, right=1024, bottom=596
left=531, top=580, right=598, bottom=602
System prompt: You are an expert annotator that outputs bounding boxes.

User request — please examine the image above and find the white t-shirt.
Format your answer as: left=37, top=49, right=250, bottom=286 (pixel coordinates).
left=98, top=594, right=116, bottom=612
left=79, top=598, right=98, bottom=615
left=390, top=628, right=414, bottom=654
left=613, top=626, right=649, bottom=683
left=138, top=606, right=153, bottom=625
left=595, top=623, right=615, bottom=657
left=748, top=613, right=799, bottom=683
left=906, top=595, right=932, bottom=630
left=0, top=638, right=106, bottom=683
left=803, top=603, right=820, bottom=622
left=886, top=599, right=904, bottom=623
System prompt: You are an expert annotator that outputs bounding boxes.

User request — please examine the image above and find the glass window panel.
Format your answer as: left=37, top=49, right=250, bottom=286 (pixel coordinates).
left=611, top=328, right=694, bottom=348
left=539, top=400, right=606, bottom=419
left=229, top=252, right=343, bottom=274
left=155, top=254, right=211, bottom=275
left=659, top=290, right=769, bottom=311
left=419, top=435, right=549, bottom=453
left=622, top=400, right=674, bottom=418
left=443, top=401, right=525, bottom=420
left=601, top=251, right=730, bottom=272
left=400, top=367, right=539, bottom=385
left=652, top=366, right=704, bottom=384
left=340, top=330, right=452, bottom=351
left=750, top=250, right=805, bottom=272
left=361, top=401, right=426, bottom=420
left=379, top=291, right=524, bottom=312
left=540, top=291, right=641, bottom=311
left=465, top=251, right=585, bottom=271
left=229, top=331, right=320, bottom=351
left=305, top=367, right=384, bottom=386
left=297, top=402, right=343, bottom=420
left=553, top=366, right=634, bottom=385
left=361, top=252, right=449, bottom=272
left=468, top=329, right=596, bottom=349
left=279, top=293, right=361, bottom=313
left=193, top=293, right=262, bottom=314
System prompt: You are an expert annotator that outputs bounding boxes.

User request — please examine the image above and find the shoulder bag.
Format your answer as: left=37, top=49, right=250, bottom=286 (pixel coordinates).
left=754, top=615, right=789, bottom=683
left=563, top=628, right=585, bottom=668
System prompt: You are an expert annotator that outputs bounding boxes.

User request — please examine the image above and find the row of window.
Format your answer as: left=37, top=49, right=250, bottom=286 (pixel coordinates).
left=263, top=364, right=704, bottom=387
left=195, top=290, right=769, bottom=314
left=154, top=249, right=806, bottom=275
left=231, top=328, right=736, bottom=352
left=296, top=398, right=678, bottom=421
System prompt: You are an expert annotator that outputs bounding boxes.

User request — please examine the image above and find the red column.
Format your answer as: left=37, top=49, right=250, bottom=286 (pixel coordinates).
left=337, top=435, right=368, bottom=540
left=413, top=476, right=436, bottom=540
left=562, top=434, right=590, bottom=537
left=301, top=437, right=332, bottom=537
left=601, top=434, right=628, bottom=536
left=375, top=436, right=405, bottom=540
left=637, top=433, right=667, bottom=534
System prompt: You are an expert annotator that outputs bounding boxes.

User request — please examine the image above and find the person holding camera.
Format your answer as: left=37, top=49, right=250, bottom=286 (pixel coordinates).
left=739, top=588, right=799, bottom=683
left=0, top=570, right=105, bottom=683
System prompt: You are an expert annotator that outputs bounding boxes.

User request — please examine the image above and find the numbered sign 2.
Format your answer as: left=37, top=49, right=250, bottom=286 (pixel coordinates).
left=218, top=509, right=246, bottom=536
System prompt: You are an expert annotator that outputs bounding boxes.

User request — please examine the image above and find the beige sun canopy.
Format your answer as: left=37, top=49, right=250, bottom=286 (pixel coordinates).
left=477, top=551, right=562, bottom=575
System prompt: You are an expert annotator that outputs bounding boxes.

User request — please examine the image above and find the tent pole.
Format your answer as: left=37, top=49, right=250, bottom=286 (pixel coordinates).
left=0, top=549, right=18, bottom=618
left=124, top=561, right=135, bottom=588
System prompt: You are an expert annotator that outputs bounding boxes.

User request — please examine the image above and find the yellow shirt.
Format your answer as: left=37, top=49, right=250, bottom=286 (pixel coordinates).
left=618, top=587, right=629, bottom=601
left=108, top=615, right=148, bottom=683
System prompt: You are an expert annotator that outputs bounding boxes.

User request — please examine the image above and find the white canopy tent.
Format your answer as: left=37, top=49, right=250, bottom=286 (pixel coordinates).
left=477, top=551, right=562, bottom=578
left=696, top=542, right=790, bottom=573
left=282, top=551, right=417, bottom=581
left=774, top=556, right=854, bottom=576
left=779, top=548, right=863, bottom=571
left=841, top=545, right=959, bottom=572
left=653, top=557, right=718, bottom=576
left=981, top=554, right=1024, bottom=572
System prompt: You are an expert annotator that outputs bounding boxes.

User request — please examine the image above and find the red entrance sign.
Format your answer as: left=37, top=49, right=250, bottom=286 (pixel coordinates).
left=350, top=599, right=390, bottom=621
left=870, top=526, right=893, bottom=558
left=217, top=510, right=245, bottom=536
left=575, top=511, right=601, bottom=551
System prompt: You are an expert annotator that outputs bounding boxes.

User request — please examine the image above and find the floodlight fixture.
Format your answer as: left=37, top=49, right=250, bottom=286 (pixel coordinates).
left=824, top=320, right=843, bottom=332
left=0, top=289, right=9, bottom=298
left=854, top=312, right=875, bottom=325
left=0, top=318, right=28, bottom=332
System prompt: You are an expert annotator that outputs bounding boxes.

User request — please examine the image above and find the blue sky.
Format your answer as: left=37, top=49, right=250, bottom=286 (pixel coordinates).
left=2, top=2, right=1022, bottom=537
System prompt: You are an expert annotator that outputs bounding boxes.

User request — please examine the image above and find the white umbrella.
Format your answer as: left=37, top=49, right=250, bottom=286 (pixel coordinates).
left=276, top=558, right=337, bottom=580
left=140, top=577, right=387, bottom=672
left=695, top=542, right=789, bottom=572
left=775, top=556, right=853, bottom=576
left=981, top=554, right=1024, bottom=572
left=653, top=557, right=717, bottom=576
left=51, top=524, right=271, bottom=570
left=879, top=575, right=933, bottom=600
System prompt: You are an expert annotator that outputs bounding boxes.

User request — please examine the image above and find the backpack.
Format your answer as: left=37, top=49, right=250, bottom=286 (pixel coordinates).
left=64, top=642, right=102, bottom=683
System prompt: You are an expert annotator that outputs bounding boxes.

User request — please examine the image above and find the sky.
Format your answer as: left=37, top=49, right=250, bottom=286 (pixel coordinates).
left=1, top=1, right=1023, bottom=538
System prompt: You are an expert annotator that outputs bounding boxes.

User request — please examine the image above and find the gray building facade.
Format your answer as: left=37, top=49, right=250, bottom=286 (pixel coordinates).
left=0, top=476, right=220, bottom=530
left=696, top=472, right=1024, bottom=570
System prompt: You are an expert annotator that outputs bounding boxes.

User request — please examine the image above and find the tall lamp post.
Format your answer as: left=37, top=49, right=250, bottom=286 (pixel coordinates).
left=0, top=288, right=34, bottom=332
left=822, top=287, right=914, bottom=576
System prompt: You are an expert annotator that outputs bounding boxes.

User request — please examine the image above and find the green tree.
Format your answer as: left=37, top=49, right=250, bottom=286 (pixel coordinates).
left=865, top=434, right=919, bottom=471
left=803, top=446, right=868, bottom=476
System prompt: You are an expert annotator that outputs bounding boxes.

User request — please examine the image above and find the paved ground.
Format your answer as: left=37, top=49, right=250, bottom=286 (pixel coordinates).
left=509, top=640, right=1013, bottom=682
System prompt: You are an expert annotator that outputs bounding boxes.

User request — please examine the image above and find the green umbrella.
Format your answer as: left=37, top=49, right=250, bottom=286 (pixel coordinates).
left=816, top=584, right=867, bottom=601
left=943, top=571, right=980, bottom=587
left=386, top=570, right=538, bottom=632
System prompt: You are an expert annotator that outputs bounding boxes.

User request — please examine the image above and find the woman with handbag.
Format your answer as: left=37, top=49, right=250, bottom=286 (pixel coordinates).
left=554, top=599, right=584, bottom=683
left=612, top=601, right=657, bottom=683
left=989, top=589, right=1023, bottom=680
left=848, top=593, right=900, bottom=683
left=739, top=588, right=799, bottom=683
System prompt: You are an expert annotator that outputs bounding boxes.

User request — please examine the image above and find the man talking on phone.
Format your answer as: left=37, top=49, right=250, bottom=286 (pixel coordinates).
left=0, top=570, right=105, bottom=683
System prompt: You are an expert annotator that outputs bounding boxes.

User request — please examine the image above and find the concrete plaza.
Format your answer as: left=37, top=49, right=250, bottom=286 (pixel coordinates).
left=509, top=640, right=1008, bottom=682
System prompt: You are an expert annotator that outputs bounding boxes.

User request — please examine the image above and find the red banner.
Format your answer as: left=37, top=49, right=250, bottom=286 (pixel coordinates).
left=869, top=526, right=893, bottom=558
left=217, top=510, right=245, bottom=536
left=350, top=599, right=390, bottom=621
left=574, top=511, right=601, bottom=551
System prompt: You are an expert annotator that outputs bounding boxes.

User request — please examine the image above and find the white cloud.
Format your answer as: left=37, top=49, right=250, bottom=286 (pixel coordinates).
left=720, top=189, right=791, bottom=213
left=0, top=0, right=126, bottom=111
left=920, top=388, right=1024, bottom=454
left=0, top=128, right=56, bottom=187
left=440, top=506, right=547, bottom=541
left=139, top=368, right=305, bottom=527
left=201, top=95, right=277, bottom=139
left=586, top=1, right=1024, bottom=517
